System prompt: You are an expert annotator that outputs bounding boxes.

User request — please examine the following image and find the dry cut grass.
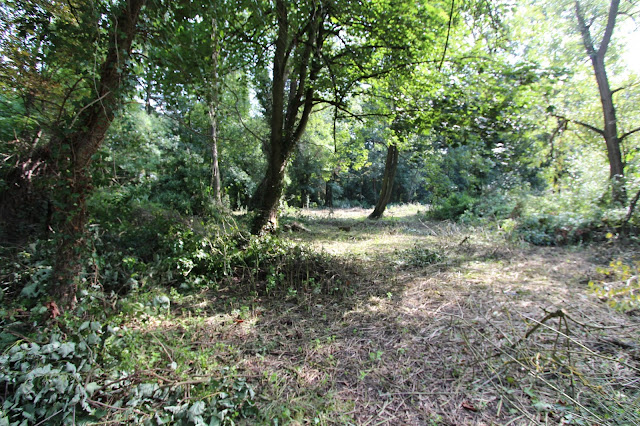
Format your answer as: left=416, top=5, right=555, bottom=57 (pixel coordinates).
left=140, top=206, right=640, bottom=424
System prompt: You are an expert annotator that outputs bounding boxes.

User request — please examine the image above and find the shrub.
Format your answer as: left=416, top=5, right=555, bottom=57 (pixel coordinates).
left=515, top=211, right=597, bottom=245
left=427, top=192, right=476, bottom=220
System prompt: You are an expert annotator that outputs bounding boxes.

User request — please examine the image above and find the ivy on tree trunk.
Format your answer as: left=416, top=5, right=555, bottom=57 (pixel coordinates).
left=51, top=0, right=146, bottom=309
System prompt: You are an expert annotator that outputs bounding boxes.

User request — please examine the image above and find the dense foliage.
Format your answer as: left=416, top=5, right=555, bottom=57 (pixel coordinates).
left=1, top=0, right=639, bottom=423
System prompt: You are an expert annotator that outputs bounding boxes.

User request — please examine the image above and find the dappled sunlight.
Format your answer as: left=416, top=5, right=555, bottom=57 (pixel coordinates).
left=108, top=211, right=638, bottom=423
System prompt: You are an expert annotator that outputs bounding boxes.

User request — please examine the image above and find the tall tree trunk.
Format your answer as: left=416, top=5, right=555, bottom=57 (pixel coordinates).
left=209, top=16, right=222, bottom=204
left=209, top=104, right=221, bottom=204
left=51, top=0, right=146, bottom=309
left=369, top=143, right=399, bottom=219
left=251, top=0, right=290, bottom=233
left=251, top=0, right=321, bottom=234
left=575, top=0, right=625, bottom=202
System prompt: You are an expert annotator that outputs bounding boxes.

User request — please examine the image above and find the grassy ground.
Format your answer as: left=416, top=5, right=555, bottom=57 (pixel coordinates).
left=128, top=206, right=640, bottom=425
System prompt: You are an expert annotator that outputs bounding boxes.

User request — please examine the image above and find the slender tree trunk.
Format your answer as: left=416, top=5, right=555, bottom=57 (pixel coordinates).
left=325, top=179, right=333, bottom=207
left=145, top=64, right=153, bottom=114
left=575, top=0, right=626, bottom=202
left=369, top=143, right=399, bottom=219
left=51, top=0, right=146, bottom=309
left=209, top=104, right=221, bottom=204
left=209, top=16, right=222, bottom=204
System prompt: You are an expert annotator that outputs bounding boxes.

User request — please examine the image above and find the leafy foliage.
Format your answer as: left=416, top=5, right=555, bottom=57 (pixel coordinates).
left=0, top=317, right=257, bottom=425
left=589, top=258, right=640, bottom=312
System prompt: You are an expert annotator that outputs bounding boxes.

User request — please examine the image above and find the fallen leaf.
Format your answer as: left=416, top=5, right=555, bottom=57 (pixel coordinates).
left=462, top=402, right=477, bottom=412
left=234, top=318, right=244, bottom=324
left=46, top=301, right=61, bottom=319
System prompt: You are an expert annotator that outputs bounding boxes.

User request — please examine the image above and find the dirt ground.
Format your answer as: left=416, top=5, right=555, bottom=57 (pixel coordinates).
left=183, top=206, right=640, bottom=425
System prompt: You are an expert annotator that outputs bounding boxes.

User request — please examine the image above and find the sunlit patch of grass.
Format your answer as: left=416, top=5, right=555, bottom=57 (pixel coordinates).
left=50, top=206, right=633, bottom=424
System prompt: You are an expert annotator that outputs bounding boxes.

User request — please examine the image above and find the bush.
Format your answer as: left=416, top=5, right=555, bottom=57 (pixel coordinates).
left=515, top=211, right=597, bottom=245
left=238, top=234, right=349, bottom=299
left=427, top=192, right=476, bottom=220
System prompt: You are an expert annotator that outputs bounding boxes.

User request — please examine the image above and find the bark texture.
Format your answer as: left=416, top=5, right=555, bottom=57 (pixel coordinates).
left=369, top=143, right=399, bottom=219
left=251, top=0, right=322, bottom=233
left=575, top=0, right=625, bottom=202
left=51, top=0, right=146, bottom=309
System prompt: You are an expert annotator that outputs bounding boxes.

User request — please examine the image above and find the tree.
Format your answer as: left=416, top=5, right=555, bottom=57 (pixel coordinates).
left=0, top=0, right=147, bottom=308
left=365, top=0, right=519, bottom=219
left=248, top=0, right=452, bottom=233
left=522, top=0, right=640, bottom=203
left=572, top=0, right=639, bottom=202
left=369, top=142, right=399, bottom=219
left=148, top=0, right=254, bottom=205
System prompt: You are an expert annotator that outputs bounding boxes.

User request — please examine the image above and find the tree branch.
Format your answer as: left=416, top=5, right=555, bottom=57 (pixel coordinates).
left=620, top=126, right=640, bottom=142
left=624, top=187, right=640, bottom=225
left=553, top=113, right=604, bottom=136
left=598, top=0, right=620, bottom=58
left=610, top=79, right=640, bottom=95
left=438, top=0, right=455, bottom=71
left=575, top=1, right=597, bottom=58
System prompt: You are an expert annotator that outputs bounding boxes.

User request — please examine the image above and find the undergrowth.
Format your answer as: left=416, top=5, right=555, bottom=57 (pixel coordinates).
left=436, top=186, right=633, bottom=246
left=589, top=257, right=640, bottom=313
left=0, top=307, right=257, bottom=425
left=0, top=201, right=354, bottom=424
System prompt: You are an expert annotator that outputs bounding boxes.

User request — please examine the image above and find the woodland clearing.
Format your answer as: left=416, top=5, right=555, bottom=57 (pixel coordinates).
left=129, top=205, right=640, bottom=425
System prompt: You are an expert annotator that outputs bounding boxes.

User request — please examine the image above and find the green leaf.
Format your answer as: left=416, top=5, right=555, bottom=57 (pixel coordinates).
left=58, top=342, right=76, bottom=358
left=85, top=382, right=100, bottom=396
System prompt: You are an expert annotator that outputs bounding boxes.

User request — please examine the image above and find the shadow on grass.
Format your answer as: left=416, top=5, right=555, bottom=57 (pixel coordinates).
left=122, top=209, right=637, bottom=424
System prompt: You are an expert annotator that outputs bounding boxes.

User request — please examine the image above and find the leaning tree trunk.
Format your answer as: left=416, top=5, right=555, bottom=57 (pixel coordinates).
left=51, top=0, right=146, bottom=309
left=575, top=0, right=626, bottom=203
left=369, top=143, right=399, bottom=219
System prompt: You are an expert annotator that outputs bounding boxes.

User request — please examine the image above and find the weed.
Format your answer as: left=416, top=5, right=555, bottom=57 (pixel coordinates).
left=369, top=350, right=384, bottom=362
left=589, top=258, right=640, bottom=312
left=394, top=245, right=443, bottom=267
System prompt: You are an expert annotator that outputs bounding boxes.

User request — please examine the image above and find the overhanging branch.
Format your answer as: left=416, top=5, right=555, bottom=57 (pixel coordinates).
left=553, top=113, right=604, bottom=136
left=620, top=126, right=640, bottom=142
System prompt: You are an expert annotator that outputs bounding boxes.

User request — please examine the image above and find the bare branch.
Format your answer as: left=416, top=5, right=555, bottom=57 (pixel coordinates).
left=624, top=188, right=640, bottom=225
left=599, top=0, right=620, bottom=58
left=620, top=126, right=640, bottom=141
left=612, top=80, right=640, bottom=95
left=438, top=0, right=456, bottom=72
left=553, top=113, right=604, bottom=136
